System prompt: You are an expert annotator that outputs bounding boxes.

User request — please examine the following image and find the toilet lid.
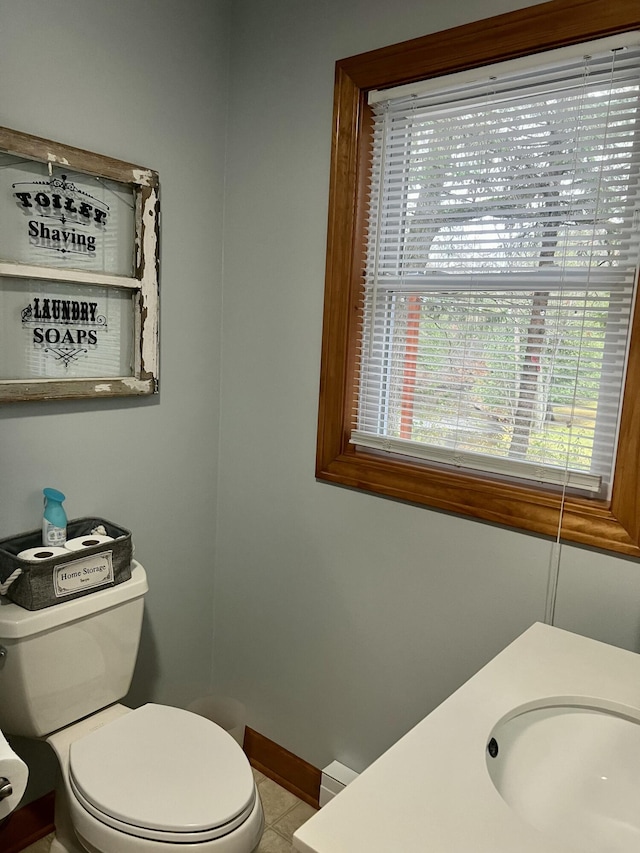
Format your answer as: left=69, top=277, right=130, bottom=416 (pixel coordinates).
left=69, top=704, right=255, bottom=841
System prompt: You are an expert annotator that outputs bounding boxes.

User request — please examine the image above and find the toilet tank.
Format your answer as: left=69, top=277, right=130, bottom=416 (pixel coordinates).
left=0, top=562, right=148, bottom=738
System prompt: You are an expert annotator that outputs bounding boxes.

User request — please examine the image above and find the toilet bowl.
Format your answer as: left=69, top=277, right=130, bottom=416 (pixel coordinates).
left=47, top=704, right=265, bottom=853
left=0, top=562, right=264, bottom=853
left=47, top=704, right=264, bottom=853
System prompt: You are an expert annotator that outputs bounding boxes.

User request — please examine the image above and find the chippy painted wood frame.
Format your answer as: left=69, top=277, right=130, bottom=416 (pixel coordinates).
left=0, top=126, right=160, bottom=402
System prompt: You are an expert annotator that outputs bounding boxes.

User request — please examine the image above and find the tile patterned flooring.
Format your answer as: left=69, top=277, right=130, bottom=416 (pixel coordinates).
left=19, top=769, right=316, bottom=853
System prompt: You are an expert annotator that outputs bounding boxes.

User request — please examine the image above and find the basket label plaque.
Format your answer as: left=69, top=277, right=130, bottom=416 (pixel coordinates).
left=54, top=550, right=114, bottom=596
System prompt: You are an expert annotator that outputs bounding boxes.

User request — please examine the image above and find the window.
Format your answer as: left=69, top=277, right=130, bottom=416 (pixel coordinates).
left=360, top=37, right=640, bottom=498
left=0, top=126, right=159, bottom=403
left=316, top=0, right=640, bottom=556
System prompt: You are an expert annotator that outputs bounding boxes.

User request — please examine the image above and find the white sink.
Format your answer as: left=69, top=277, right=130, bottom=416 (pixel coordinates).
left=293, top=623, right=640, bottom=853
left=487, top=702, right=640, bottom=852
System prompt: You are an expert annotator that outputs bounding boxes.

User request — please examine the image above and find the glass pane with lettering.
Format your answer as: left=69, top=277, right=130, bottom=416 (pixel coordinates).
left=0, top=153, right=135, bottom=276
left=0, top=278, right=135, bottom=379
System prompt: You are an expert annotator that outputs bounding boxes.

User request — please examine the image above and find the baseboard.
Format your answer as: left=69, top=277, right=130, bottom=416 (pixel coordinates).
left=0, top=790, right=55, bottom=853
left=244, top=727, right=321, bottom=809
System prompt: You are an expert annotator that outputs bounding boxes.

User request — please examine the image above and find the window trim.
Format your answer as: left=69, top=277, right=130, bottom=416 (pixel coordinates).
left=316, top=0, right=640, bottom=557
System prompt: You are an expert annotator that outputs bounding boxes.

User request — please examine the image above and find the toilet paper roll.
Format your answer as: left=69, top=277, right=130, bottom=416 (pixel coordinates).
left=64, top=535, right=114, bottom=552
left=0, top=729, right=28, bottom=821
left=17, top=546, right=69, bottom=562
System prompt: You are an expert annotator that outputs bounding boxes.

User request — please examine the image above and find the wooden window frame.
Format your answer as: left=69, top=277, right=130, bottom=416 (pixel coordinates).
left=315, top=0, right=640, bottom=557
left=0, top=126, right=159, bottom=403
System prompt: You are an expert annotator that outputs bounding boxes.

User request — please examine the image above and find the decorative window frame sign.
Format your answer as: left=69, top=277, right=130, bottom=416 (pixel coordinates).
left=0, top=126, right=159, bottom=402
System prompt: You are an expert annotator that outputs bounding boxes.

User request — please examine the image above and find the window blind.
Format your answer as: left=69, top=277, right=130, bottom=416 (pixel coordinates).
left=354, top=37, right=640, bottom=497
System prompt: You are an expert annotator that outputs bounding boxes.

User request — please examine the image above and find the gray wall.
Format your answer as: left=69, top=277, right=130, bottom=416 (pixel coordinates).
left=3, top=0, right=640, bottom=808
left=0, top=0, right=229, bottom=800
left=215, top=0, right=640, bottom=775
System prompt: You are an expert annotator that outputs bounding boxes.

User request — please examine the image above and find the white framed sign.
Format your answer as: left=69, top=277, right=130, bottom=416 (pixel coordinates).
left=0, top=127, right=159, bottom=402
left=54, top=550, right=115, bottom=597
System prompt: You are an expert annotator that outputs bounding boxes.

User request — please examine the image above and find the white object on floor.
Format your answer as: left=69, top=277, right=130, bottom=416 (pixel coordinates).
left=319, top=761, right=359, bottom=807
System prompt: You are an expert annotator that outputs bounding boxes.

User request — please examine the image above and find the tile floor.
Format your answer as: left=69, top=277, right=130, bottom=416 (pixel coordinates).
left=19, top=769, right=316, bottom=853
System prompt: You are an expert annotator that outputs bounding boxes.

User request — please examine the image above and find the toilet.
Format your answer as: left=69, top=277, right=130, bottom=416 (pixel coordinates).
left=0, top=561, right=264, bottom=853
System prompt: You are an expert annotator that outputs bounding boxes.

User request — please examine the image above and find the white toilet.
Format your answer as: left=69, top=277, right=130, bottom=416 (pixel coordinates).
left=0, top=561, right=264, bottom=853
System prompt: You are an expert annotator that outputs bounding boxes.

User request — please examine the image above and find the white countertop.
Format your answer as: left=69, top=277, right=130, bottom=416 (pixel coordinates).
left=293, top=623, right=640, bottom=853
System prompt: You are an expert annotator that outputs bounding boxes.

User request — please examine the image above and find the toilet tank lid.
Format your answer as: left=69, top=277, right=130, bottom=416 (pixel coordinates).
left=0, top=561, right=148, bottom=639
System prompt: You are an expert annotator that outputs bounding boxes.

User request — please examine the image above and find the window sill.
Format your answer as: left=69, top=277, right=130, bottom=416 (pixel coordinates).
left=316, top=448, right=640, bottom=558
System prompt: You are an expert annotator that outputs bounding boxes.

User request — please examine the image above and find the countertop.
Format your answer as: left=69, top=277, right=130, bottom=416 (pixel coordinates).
left=293, top=622, right=640, bottom=853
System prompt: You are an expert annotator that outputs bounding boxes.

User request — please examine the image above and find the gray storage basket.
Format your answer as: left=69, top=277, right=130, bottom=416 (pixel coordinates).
left=0, top=517, right=132, bottom=610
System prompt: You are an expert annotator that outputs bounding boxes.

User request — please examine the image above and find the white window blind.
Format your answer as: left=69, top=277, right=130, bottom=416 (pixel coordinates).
left=354, top=37, right=640, bottom=497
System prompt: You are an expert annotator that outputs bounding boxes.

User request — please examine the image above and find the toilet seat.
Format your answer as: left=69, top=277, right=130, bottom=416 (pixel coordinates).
left=68, top=703, right=256, bottom=843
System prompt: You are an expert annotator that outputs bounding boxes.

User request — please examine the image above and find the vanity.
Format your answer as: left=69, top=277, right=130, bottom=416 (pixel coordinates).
left=293, top=622, right=640, bottom=853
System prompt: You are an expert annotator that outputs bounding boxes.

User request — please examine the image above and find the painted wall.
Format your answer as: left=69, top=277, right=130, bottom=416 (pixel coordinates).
left=2, top=0, right=640, bottom=813
left=216, top=0, right=640, bottom=775
left=0, top=0, right=229, bottom=800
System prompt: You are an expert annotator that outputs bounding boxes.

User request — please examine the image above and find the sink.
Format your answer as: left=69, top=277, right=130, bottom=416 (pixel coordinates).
left=487, top=702, right=640, bottom=852
left=293, top=624, right=640, bottom=853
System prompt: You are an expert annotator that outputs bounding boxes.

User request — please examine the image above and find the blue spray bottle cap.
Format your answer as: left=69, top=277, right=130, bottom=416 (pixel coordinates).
left=43, top=488, right=67, bottom=527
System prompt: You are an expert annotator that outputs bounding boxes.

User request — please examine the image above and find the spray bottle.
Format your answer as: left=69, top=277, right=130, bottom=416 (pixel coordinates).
left=42, top=488, right=67, bottom=547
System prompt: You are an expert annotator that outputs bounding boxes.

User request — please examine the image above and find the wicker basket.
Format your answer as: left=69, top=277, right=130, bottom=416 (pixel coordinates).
left=0, top=518, right=132, bottom=610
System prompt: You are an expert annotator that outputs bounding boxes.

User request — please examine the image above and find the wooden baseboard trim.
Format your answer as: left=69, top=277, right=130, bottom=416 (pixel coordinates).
left=244, top=727, right=321, bottom=809
left=0, top=790, right=55, bottom=853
